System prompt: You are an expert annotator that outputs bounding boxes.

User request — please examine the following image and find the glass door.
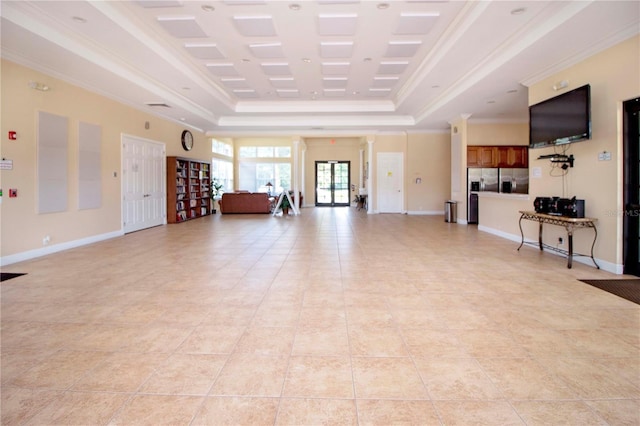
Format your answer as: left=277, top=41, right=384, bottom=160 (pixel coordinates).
left=315, top=161, right=350, bottom=206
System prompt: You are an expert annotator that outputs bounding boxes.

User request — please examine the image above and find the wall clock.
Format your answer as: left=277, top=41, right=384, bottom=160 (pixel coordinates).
left=181, top=130, right=194, bottom=151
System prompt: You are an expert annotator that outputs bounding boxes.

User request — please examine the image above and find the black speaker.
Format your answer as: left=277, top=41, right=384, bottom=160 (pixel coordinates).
left=558, top=198, right=585, bottom=218
left=573, top=199, right=585, bottom=218
left=534, top=197, right=553, bottom=213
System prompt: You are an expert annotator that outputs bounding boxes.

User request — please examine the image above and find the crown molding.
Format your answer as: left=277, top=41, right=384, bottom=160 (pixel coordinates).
left=216, top=114, right=415, bottom=128
left=234, top=100, right=397, bottom=114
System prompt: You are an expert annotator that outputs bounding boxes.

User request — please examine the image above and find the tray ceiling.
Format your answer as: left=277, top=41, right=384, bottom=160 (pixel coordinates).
left=1, top=0, right=638, bottom=136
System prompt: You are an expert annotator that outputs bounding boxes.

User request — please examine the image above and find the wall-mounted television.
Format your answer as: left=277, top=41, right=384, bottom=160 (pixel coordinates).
left=529, top=84, right=591, bottom=149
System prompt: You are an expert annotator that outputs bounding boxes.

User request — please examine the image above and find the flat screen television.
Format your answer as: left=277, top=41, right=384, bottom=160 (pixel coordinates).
left=529, top=84, right=591, bottom=149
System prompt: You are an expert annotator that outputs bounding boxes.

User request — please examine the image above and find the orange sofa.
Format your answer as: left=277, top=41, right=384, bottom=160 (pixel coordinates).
left=219, top=192, right=271, bottom=214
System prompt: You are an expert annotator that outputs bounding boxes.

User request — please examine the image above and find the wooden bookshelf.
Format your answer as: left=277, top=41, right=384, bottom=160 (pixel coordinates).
left=167, top=157, right=211, bottom=223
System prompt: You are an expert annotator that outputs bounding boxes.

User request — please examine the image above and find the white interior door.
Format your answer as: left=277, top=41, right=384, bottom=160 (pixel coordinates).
left=376, top=152, right=403, bottom=213
left=122, top=135, right=166, bottom=233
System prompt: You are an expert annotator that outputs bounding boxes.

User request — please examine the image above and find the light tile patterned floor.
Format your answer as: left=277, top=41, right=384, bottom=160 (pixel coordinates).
left=1, top=208, right=639, bottom=425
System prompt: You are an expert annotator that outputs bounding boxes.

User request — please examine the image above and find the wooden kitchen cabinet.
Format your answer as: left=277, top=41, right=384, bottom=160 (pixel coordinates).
left=468, top=146, right=528, bottom=168
left=496, top=146, right=528, bottom=167
left=467, top=146, right=497, bottom=167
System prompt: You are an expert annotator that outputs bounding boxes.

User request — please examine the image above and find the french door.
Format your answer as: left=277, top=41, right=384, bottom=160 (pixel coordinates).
left=122, top=135, right=166, bottom=233
left=624, top=97, right=640, bottom=275
left=315, top=161, right=350, bottom=206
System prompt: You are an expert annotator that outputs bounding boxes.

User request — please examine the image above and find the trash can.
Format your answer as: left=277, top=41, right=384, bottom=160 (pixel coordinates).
left=445, top=200, right=457, bottom=223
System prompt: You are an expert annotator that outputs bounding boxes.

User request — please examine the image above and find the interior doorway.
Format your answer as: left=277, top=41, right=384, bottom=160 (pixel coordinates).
left=376, top=152, right=404, bottom=213
left=315, top=161, right=350, bottom=206
left=623, top=97, right=640, bottom=275
left=122, top=135, right=166, bottom=233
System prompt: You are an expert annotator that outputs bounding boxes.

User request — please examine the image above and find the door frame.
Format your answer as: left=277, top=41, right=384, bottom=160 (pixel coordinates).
left=623, top=97, right=640, bottom=275
left=314, top=160, right=351, bottom=207
left=376, top=152, right=404, bottom=213
left=121, top=134, right=166, bottom=233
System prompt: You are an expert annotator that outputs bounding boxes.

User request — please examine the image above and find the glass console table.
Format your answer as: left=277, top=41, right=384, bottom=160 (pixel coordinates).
left=518, top=210, right=599, bottom=269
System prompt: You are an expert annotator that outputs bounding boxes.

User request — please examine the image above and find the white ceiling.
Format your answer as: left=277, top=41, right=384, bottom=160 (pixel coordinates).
left=2, top=0, right=638, bottom=136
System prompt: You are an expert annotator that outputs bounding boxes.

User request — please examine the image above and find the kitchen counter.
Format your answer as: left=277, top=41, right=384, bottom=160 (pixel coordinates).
left=475, top=191, right=529, bottom=200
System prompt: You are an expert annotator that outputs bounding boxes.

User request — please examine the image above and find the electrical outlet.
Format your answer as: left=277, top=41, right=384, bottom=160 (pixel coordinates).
left=558, top=237, right=563, bottom=245
left=42, top=235, right=50, bottom=246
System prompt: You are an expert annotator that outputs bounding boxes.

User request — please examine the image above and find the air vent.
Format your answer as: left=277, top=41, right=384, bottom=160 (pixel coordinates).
left=145, top=102, right=171, bottom=108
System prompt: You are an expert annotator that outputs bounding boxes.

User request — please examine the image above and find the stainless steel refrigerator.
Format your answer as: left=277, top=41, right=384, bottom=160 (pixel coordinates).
left=499, top=168, right=529, bottom=194
left=467, top=168, right=499, bottom=193
left=467, top=168, right=498, bottom=224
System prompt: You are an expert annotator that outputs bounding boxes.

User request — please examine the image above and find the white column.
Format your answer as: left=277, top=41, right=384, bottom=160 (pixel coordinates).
left=292, top=138, right=300, bottom=213
left=359, top=148, right=365, bottom=190
left=367, top=138, right=375, bottom=214
left=301, top=146, right=306, bottom=207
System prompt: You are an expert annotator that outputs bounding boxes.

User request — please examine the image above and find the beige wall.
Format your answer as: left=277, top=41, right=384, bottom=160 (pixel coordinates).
left=224, top=132, right=451, bottom=213
left=0, top=60, right=210, bottom=260
left=406, top=132, right=451, bottom=213
left=303, top=137, right=362, bottom=207
left=478, top=35, right=640, bottom=271
left=467, top=122, right=528, bottom=146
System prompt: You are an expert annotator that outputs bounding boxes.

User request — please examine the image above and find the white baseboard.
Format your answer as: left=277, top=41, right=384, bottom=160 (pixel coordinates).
left=1, top=230, right=124, bottom=267
left=478, top=224, right=621, bottom=274
left=406, top=210, right=444, bottom=215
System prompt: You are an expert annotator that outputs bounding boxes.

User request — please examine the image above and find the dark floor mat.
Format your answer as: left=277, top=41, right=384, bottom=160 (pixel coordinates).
left=0, top=272, right=27, bottom=282
left=578, top=279, right=640, bottom=305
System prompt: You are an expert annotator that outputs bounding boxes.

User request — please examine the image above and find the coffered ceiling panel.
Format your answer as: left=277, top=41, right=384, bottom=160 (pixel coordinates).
left=260, top=62, right=292, bottom=75
left=384, top=41, right=422, bottom=58
left=323, top=77, right=349, bottom=88
left=324, top=89, right=346, bottom=97
left=206, top=63, right=240, bottom=76
left=248, top=42, right=284, bottom=58
left=232, top=15, right=277, bottom=37
left=276, top=89, right=299, bottom=98
left=377, top=61, right=409, bottom=75
left=269, top=77, right=296, bottom=88
left=233, top=89, right=258, bottom=98
left=394, top=12, right=439, bottom=35
left=184, top=43, right=225, bottom=60
left=372, top=76, right=399, bottom=88
left=320, top=41, right=355, bottom=58
left=220, top=77, right=248, bottom=89
left=156, top=16, right=206, bottom=38
left=2, top=0, right=638, bottom=135
left=317, top=13, right=358, bottom=36
left=322, top=62, right=351, bottom=75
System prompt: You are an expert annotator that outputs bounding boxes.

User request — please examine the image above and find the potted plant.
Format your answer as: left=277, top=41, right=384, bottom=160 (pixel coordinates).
left=210, top=178, right=224, bottom=213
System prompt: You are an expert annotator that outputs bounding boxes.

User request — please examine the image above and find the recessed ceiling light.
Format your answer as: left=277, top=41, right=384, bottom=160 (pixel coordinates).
left=241, top=58, right=251, bottom=62
left=377, top=3, right=390, bottom=9
left=510, top=7, right=526, bottom=15
left=363, top=57, right=372, bottom=62
left=352, top=91, right=360, bottom=95
left=201, top=5, right=215, bottom=12
left=310, top=90, right=318, bottom=95
left=302, top=58, right=312, bottom=63
left=180, top=117, right=186, bottom=121
left=71, top=16, right=87, bottom=23
left=289, top=3, right=301, bottom=11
